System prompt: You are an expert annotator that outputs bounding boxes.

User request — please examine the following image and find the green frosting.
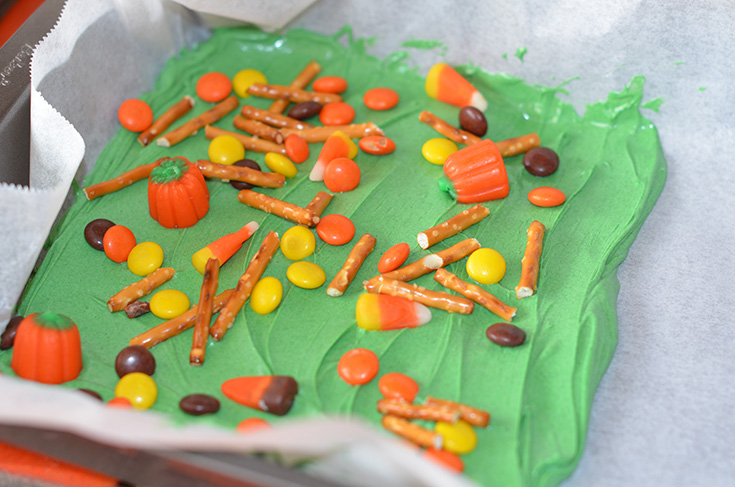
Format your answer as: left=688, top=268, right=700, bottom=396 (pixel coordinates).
left=2, top=27, right=666, bottom=486
left=150, top=157, right=189, bottom=184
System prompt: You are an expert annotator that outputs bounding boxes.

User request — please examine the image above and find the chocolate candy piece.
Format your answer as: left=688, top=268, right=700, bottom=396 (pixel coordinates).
left=229, top=159, right=262, bottom=190
left=486, top=323, right=527, bottom=347
left=77, top=388, right=103, bottom=401
left=0, top=316, right=23, bottom=350
left=84, top=219, right=116, bottom=251
left=523, top=147, right=559, bottom=177
left=288, top=101, right=322, bottom=120
left=124, top=300, right=150, bottom=319
left=459, top=106, right=487, bottom=137
left=179, top=393, right=221, bottom=415
left=115, top=345, right=156, bottom=377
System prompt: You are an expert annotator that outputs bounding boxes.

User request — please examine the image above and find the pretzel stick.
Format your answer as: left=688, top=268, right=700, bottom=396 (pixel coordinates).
left=137, top=96, right=194, bottom=146
left=425, top=396, right=491, bottom=428
left=241, top=105, right=313, bottom=130
left=204, top=126, right=287, bottom=155
left=237, top=190, right=320, bottom=227
left=129, top=289, right=234, bottom=349
left=247, top=83, right=342, bottom=104
left=107, top=267, right=175, bottom=312
left=233, top=116, right=284, bottom=143
left=210, top=232, right=280, bottom=341
left=496, top=132, right=540, bottom=158
left=327, top=234, right=376, bottom=297
left=516, top=220, right=545, bottom=299
left=195, top=159, right=284, bottom=188
left=417, top=205, right=490, bottom=249
left=83, top=159, right=162, bottom=200
left=377, top=400, right=459, bottom=423
left=434, top=268, right=517, bottom=322
left=363, top=276, right=474, bottom=314
left=419, top=111, right=481, bottom=145
left=190, top=258, right=219, bottom=366
left=304, top=191, right=333, bottom=217
left=157, top=96, right=238, bottom=147
left=280, top=122, right=384, bottom=143
left=269, top=60, right=321, bottom=113
left=381, top=415, right=442, bottom=449
left=385, top=238, right=481, bottom=282
left=380, top=255, right=441, bottom=282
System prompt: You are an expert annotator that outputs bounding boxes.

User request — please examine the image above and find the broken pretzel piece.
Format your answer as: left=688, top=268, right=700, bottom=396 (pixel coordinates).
left=247, top=83, right=342, bottom=105
left=107, top=267, right=175, bottom=312
left=237, top=190, right=319, bottom=227
left=419, top=110, right=482, bottom=145
left=363, top=276, right=474, bottom=314
left=157, top=96, right=238, bottom=147
left=233, top=116, right=284, bottom=144
left=434, top=268, right=517, bottom=322
left=304, top=191, right=333, bottom=217
left=417, top=205, right=490, bottom=250
left=190, top=258, right=219, bottom=367
left=327, top=234, right=376, bottom=297
left=425, top=396, right=490, bottom=428
left=137, top=96, right=194, bottom=146
left=381, top=414, right=442, bottom=449
left=516, top=220, right=545, bottom=299
left=196, top=159, right=284, bottom=188
left=205, top=126, right=286, bottom=155
left=280, top=122, right=383, bottom=143
left=240, top=105, right=312, bottom=130
left=269, top=60, right=321, bottom=114
left=377, top=399, right=460, bottom=423
left=83, top=159, right=162, bottom=201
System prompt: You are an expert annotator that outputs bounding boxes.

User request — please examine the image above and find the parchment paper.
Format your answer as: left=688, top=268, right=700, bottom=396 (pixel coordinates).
left=1, top=0, right=734, bottom=486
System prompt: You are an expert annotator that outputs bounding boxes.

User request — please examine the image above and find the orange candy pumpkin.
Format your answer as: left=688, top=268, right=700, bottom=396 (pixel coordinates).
left=148, top=157, right=209, bottom=228
left=439, top=139, right=509, bottom=203
left=11, top=312, right=83, bottom=384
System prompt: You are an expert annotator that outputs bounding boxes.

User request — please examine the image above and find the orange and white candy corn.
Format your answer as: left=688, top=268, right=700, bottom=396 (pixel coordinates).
left=192, top=221, right=259, bottom=274
left=355, top=293, right=432, bottom=331
left=309, top=130, right=358, bottom=182
left=425, top=63, right=487, bottom=111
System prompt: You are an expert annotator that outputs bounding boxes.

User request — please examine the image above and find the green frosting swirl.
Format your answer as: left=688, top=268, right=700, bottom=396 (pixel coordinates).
left=150, top=158, right=189, bottom=184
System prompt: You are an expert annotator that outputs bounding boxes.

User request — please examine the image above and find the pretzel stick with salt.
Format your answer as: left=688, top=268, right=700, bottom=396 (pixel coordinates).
left=383, top=238, right=480, bottom=282
left=280, top=122, right=384, bottom=143
left=204, top=126, right=287, bottom=155
left=425, top=396, right=491, bottom=428
left=304, top=191, right=333, bottom=217
left=107, top=267, right=175, bottom=312
left=419, top=111, right=481, bottom=145
left=83, top=159, right=162, bottom=200
left=327, top=234, right=376, bottom=297
left=269, top=60, right=321, bottom=114
left=190, top=258, right=219, bottom=366
left=381, top=415, right=442, bottom=449
left=417, top=205, right=490, bottom=249
left=237, top=190, right=320, bottom=227
left=196, top=159, right=284, bottom=188
left=434, top=268, right=517, bottom=322
left=233, top=116, right=284, bottom=143
left=496, top=132, right=541, bottom=158
left=241, top=105, right=313, bottom=130
left=138, top=96, right=194, bottom=146
left=363, top=276, right=474, bottom=314
left=209, top=232, right=280, bottom=341
left=377, top=400, right=460, bottom=423
left=516, top=220, right=545, bottom=299
left=157, top=96, right=238, bottom=147
left=129, top=289, right=234, bottom=349
left=247, top=83, right=342, bottom=104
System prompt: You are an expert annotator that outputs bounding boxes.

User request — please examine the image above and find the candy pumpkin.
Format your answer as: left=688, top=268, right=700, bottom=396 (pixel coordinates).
left=439, top=139, right=509, bottom=203
left=11, top=312, right=83, bottom=384
left=148, top=157, right=209, bottom=228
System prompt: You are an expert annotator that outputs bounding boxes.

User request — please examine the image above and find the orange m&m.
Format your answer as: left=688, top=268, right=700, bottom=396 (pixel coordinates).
left=196, top=72, right=232, bottom=103
left=236, top=417, right=271, bottom=433
left=312, top=75, right=348, bottom=94
left=338, top=348, right=379, bottom=385
left=424, top=448, right=465, bottom=473
left=363, top=87, right=399, bottom=110
left=378, top=372, right=419, bottom=403
left=284, top=134, right=310, bottom=163
left=324, top=157, right=360, bottom=193
left=377, top=243, right=410, bottom=273
left=319, top=102, right=355, bottom=126
left=316, top=214, right=355, bottom=246
left=359, top=135, right=396, bottom=155
left=118, top=99, right=153, bottom=132
left=103, top=225, right=136, bottom=263
left=528, top=186, right=566, bottom=207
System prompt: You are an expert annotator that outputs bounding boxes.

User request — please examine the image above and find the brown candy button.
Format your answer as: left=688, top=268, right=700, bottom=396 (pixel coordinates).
left=0, top=315, right=23, bottom=350
left=77, top=388, right=103, bottom=401
left=115, top=345, right=156, bottom=377
left=288, top=101, right=322, bottom=120
left=84, top=219, right=116, bottom=251
left=229, top=159, right=262, bottom=190
left=180, top=393, right=221, bottom=415
left=486, top=323, right=527, bottom=347
left=459, top=106, right=488, bottom=137
left=523, top=147, right=559, bottom=177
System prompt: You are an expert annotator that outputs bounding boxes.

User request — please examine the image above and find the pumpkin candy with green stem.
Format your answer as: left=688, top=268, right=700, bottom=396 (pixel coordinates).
left=439, top=139, right=509, bottom=203
left=11, top=312, right=83, bottom=384
left=148, top=157, right=209, bottom=228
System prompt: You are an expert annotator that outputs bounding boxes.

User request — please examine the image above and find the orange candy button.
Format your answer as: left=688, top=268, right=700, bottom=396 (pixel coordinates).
left=316, top=214, right=355, bottom=246
left=424, top=448, right=465, bottom=473
left=313, top=75, right=348, bottom=94
left=528, top=186, right=566, bottom=207
left=378, top=243, right=410, bottom=273
left=320, top=102, right=355, bottom=126
left=378, top=372, right=419, bottom=403
left=236, top=417, right=271, bottom=433
left=363, top=87, right=399, bottom=110
left=196, top=72, right=232, bottom=103
left=107, top=397, right=132, bottom=408
left=118, top=99, right=153, bottom=132
left=324, top=157, right=361, bottom=192
left=359, top=135, right=396, bottom=155
left=103, top=225, right=136, bottom=263
left=338, top=348, right=380, bottom=385
left=284, top=133, right=310, bottom=163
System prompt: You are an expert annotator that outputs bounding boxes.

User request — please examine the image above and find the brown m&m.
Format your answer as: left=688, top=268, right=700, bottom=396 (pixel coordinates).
left=486, top=323, right=526, bottom=347
left=523, top=147, right=559, bottom=177
left=459, top=106, right=487, bottom=137
left=288, top=101, right=322, bottom=120
left=115, top=345, right=156, bottom=377
left=179, top=394, right=220, bottom=415
left=84, top=219, right=116, bottom=251
left=229, top=159, right=262, bottom=190
left=0, top=315, right=23, bottom=350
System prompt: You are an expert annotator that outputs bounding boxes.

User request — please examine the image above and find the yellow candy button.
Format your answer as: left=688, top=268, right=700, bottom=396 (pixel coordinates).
left=466, top=248, right=506, bottom=285
left=265, top=152, right=297, bottom=178
left=435, top=420, right=477, bottom=454
left=208, top=135, right=245, bottom=165
left=233, top=69, right=267, bottom=98
left=286, top=261, right=326, bottom=289
left=127, top=241, right=164, bottom=276
left=149, top=289, right=190, bottom=319
left=422, top=138, right=458, bottom=165
left=280, top=225, right=316, bottom=261
left=115, top=372, right=158, bottom=410
left=250, top=276, right=283, bottom=315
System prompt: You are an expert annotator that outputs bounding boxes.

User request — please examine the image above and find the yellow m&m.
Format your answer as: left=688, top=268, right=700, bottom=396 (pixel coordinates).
left=280, top=226, right=316, bottom=261
left=115, top=372, right=158, bottom=410
left=233, top=69, right=267, bottom=98
left=208, top=135, right=245, bottom=165
left=127, top=241, right=164, bottom=276
left=250, top=277, right=283, bottom=315
left=434, top=420, right=477, bottom=454
left=265, top=152, right=297, bottom=178
left=286, top=262, right=326, bottom=289
left=422, top=138, right=458, bottom=165
left=149, top=289, right=190, bottom=319
left=466, top=248, right=506, bottom=284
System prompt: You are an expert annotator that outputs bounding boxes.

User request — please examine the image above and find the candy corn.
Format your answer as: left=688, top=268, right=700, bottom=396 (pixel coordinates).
left=355, top=293, right=432, bottom=331
left=221, top=375, right=298, bottom=416
left=425, top=63, right=487, bottom=111
left=192, top=221, right=259, bottom=274
left=309, top=130, right=358, bottom=181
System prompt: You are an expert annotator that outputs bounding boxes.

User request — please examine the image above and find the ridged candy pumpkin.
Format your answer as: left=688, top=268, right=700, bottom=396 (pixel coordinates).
left=11, top=312, right=83, bottom=384
left=148, top=157, right=209, bottom=228
left=439, top=139, right=509, bottom=203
